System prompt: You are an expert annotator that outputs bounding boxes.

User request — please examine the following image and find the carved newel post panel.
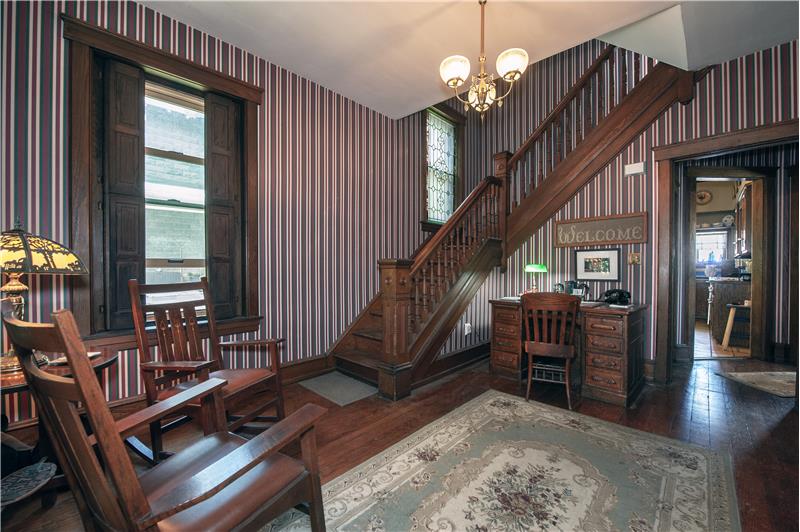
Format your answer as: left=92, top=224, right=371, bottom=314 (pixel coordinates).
left=493, top=151, right=511, bottom=271
left=377, top=259, right=414, bottom=400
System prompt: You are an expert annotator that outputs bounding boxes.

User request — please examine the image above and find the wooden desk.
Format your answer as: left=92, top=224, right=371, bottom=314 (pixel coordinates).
left=489, top=299, right=647, bottom=406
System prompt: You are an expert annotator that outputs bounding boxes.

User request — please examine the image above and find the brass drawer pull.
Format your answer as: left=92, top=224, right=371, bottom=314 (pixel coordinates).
left=591, top=323, right=616, bottom=331
left=496, top=326, right=517, bottom=335
left=590, top=338, right=616, bottom=348
left=591, top=375, right=616, bottom=385
left=496, top=339, right=514, bottom=348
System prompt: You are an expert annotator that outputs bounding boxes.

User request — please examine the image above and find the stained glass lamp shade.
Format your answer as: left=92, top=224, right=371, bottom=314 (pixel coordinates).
left=0, top=223, right=87, bottom=371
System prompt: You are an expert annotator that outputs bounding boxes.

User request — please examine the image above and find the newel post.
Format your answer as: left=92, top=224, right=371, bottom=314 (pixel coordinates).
left=377, top=259, right=414, bottom=400
left=494, top=151, right=512, bottom=272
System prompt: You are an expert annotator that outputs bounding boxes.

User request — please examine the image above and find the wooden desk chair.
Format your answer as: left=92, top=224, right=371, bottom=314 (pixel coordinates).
left=3, top=310, right=327, bottom=532
left=520, top=292, right=581, bottom=410
left=129, top=277, right=285, bottom=463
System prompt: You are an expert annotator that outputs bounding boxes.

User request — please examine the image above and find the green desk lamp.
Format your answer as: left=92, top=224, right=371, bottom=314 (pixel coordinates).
left=524, top=263, right=547, bottom=293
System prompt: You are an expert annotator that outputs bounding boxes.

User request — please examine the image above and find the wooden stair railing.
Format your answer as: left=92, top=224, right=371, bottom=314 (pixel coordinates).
left=498, top=46, right=697, bottom=254
left=331, top=177, right=505, bottom=398
left=330, top=45, right=701, bottom=401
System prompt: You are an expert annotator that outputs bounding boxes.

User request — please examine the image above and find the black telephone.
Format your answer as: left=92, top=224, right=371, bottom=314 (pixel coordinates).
left=602, top=289, right=631, bottom=305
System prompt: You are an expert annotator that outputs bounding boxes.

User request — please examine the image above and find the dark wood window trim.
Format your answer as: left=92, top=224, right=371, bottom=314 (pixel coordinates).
left=65, top=15, right=262, bottom=337
left=421, top=103, right=466, bottom=233
left=652, top=119, right=798, bottom=384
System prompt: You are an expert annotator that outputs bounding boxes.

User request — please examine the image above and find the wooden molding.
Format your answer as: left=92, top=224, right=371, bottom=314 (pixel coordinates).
left=653, top=119, right=798, bottom=161
left=413, top=342, right=490, bottom=389
left=61, top=15, right=262, bottom=103
left=654, top=123, right=797, bottom=382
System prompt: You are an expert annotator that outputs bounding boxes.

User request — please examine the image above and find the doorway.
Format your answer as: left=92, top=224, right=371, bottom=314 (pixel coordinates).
left=687, top=169, right=764, bottom=359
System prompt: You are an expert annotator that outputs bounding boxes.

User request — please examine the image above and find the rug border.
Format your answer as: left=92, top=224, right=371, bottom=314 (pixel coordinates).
left=321, top=388, right=742, bottom=531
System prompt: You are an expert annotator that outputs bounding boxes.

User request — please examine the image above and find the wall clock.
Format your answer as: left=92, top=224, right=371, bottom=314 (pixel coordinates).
left=696, top=189, right=713, bottom=205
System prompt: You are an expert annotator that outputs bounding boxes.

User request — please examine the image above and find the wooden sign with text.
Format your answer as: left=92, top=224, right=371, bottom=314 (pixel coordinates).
left=554, top=212, right=648, bottom=248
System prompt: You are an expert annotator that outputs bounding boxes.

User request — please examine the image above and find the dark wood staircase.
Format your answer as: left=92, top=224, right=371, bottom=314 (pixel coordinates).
left=328, top=46, right=700, bottom=400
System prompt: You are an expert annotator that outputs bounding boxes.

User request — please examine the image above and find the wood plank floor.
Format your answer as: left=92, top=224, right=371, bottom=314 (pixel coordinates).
left=3, top=359, right=797, bottom=532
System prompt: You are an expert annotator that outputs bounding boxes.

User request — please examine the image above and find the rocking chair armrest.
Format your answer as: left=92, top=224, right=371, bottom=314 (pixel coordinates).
left=91, top=378, right=228, bottom=444
left=140, top=360, right=215, bottom=373
left=141, top=403, right=327, bottom=528
left=219, top=338, right=286, bottom=348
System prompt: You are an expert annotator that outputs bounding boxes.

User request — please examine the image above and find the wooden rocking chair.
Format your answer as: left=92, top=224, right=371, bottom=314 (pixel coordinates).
left=129, top=277, right=285, bottom=463
left=3, top=310, right=326, bottom=531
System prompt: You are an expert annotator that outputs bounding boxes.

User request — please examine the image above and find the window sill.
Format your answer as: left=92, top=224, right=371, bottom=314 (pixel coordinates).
left=83, top=315, right=262, bottom=352
left=420, top=220, right=445, bottom=234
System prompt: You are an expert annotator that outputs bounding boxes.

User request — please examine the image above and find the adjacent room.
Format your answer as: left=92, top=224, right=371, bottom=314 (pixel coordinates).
left=1, top=1, right=797, bottom=531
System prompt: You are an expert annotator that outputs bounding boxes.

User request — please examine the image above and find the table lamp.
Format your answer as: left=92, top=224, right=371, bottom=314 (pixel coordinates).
left=0, top=221, right=88, bottom=371
left=524, top=263, right=547, bottom=293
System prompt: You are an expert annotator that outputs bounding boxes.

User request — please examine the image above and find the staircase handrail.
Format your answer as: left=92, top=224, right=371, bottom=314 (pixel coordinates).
left=508, top=45, right=614, bottom=171
left=410, top=176, right=501, bottom=276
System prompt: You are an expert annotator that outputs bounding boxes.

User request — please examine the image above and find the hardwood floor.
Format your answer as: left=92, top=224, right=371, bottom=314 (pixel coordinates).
left=695, top=319, right=751, bottom=358
left=3, top=359, right=797, bottom=532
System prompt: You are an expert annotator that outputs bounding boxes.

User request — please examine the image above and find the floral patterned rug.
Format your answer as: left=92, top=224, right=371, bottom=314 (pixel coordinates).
left=268, top=390, right=740, bottom=531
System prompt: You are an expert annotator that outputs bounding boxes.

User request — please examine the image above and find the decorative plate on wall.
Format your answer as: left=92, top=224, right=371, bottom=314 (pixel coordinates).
left=722, top=214, right=734, bottom=226
left=696, top=189, right=713, bottom=205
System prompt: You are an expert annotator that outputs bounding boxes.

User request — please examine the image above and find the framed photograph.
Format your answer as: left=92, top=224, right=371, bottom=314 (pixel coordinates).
left=574, top=248, right=620, bottom=282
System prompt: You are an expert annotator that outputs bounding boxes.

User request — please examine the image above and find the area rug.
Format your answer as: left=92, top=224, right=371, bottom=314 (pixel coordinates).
left=298, top=371, right=377, bottom=406
left=267, top=389, right=740, bottom=531
left=717, top=371, right=796, bottom=397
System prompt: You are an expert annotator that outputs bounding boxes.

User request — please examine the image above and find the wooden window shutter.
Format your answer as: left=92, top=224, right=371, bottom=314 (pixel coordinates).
left=205, top=93, right=243, bottom=319
left=103, top=59, right=146, bottom=330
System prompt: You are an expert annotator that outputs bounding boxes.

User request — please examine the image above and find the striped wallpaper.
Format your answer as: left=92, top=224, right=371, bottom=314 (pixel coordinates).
left=434, top=39, right=798, bottom=361
left=1, top=0, right=426, bottom=422
left=1, top=1, right=796, bottom=421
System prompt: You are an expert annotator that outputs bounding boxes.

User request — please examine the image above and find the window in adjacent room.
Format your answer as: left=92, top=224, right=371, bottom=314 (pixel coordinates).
left=143, top=83, right=206, bottom=304
left=424, top=109, right=461, bottom=226
left=696, top=230, right=728, bottom=263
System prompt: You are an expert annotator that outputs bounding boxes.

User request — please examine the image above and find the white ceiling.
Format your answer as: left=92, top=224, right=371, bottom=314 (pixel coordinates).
left=600, top=2, right=799, bottom=71
left=143, top=1, right=673, bottom=118
left=144, top=1, right=798, bottom=119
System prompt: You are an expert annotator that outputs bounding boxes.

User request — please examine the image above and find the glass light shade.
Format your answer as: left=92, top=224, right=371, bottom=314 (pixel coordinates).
left=524, top=263, right=548, bottom=273
left=0, top=226, right=87, bottom=275
left=496, top=48, right=529, bottom=82
left=439, top=55, right=471, bottom=88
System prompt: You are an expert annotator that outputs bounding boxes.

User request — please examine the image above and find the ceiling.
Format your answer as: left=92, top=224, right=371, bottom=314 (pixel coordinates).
left=144, top=1, right=798, bottom=119
left=600, top=2, right=799, bottom=71
left=144, top=1, right=672, bottom=118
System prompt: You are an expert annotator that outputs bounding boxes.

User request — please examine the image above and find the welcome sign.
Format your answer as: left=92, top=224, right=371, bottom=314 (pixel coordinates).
left=554, top=212, right=648, bottom=248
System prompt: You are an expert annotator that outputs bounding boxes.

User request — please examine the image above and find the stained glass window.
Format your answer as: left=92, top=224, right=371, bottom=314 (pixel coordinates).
left=426, top=110, right=457, bottom=223
left=144, top=82, right=206, bottom=300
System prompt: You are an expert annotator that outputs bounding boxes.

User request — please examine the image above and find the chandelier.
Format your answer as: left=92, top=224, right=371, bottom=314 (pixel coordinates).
left=439, top=0, right=528, bottom=118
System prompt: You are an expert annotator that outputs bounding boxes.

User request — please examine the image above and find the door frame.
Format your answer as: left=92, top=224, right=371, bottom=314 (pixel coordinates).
left=653, top=119, right=798, bottom=383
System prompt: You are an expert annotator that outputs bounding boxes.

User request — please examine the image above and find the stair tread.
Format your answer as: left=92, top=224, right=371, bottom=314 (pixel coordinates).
left=353, top=329, right=383, bottom=341
left=333, top=349, right=381, bottom=369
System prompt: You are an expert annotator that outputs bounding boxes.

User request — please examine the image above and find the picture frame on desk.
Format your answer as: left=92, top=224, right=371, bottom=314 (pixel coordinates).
left=575, top=248, right=620, bottom=282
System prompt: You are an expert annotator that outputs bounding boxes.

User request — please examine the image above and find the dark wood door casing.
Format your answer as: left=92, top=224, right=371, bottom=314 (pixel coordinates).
left=653, top=120, right=798, bottom=382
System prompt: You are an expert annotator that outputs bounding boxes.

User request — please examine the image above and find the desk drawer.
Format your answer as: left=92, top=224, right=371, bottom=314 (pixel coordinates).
left=491, top=349, right=520, bottom=370
left=493, top=321, right=520, bottom=339
left=586, top=366, right=623, bottom=392
left=586, top=351, right=623, bottom=373
left=584, top=315, right=624, bottom=337
left=494, top=308, right=520, bottom=325
left=492, top=335, right=520, bottom=353
left=585, top=334, right=624, bottom=355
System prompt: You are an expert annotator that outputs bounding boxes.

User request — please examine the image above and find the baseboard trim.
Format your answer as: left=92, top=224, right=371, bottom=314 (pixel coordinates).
left=413, top=342, right=490, bottom=389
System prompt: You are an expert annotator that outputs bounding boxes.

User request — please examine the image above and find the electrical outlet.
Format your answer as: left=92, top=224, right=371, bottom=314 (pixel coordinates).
left=464, top=323, right=472, bottom=336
